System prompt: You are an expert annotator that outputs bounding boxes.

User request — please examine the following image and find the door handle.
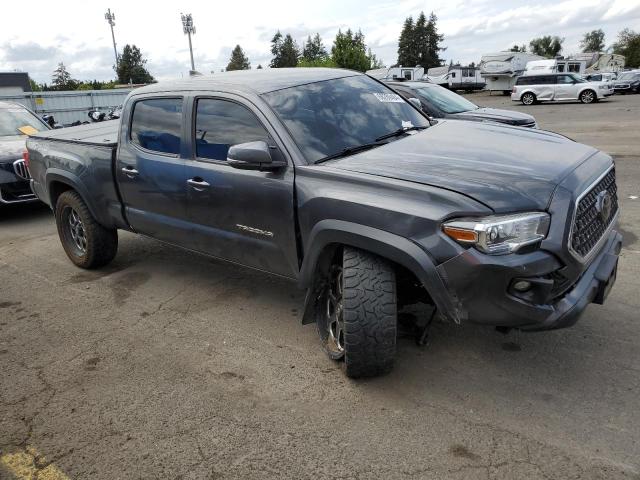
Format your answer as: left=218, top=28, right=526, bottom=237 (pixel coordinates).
left=121, top=166, right=139, bottom=178
left=187, top=178, right=210, bottom=190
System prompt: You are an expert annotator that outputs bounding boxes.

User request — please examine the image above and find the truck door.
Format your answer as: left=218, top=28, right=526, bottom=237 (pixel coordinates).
left=116, top=96, right=190, bottom=244
left=183, top=95, right=298, bottom=278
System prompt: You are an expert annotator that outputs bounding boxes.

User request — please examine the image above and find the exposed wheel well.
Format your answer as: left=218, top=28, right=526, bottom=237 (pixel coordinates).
left=311, top=242, right=434, bottom=307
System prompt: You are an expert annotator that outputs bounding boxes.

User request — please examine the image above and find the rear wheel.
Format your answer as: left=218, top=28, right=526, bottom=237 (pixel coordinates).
left=580, top=89, right=596, bottom=104
left=521, top=92, right=536, bottom=106
left=55, top=190, right=118, bottom=269
left=316, top=247, right=397, bottom=378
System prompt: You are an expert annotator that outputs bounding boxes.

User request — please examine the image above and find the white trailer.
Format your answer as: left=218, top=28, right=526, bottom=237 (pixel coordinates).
left=571, top=53, right=626, bottom=74
left=479, top=52, right=544, bottom=93
left=426, top=65, right=485, bottom=91
left=365, top=66, right=425, bottom=81
left=524, top=58, right=587, bottom=76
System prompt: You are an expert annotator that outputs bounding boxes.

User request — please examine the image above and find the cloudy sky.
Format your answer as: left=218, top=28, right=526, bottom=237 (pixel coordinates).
left=1, top=0, right=639, bottom=83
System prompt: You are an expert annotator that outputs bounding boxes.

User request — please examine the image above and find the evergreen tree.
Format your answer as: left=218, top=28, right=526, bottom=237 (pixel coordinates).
left=302, top=33, right=328, bottom=62
left=331, top=29, right=370, bottom=72
left=116, top=44, right=155, bottom=84
left=51, top=62, right=72, bottom=90
left=226, top=45, right=251, bottom=71
left=580, top=29, right=605, bottom=52
left=529, top=36, right=564, bottom=58
left=423, top=12, right=445, bottom=68
left=256, top=64, right=263, bottom=69
left=270, top=31, right=300, bottom=67
left=509, top=44, right=527, bottom=52
left=397, top=16, right=417, bottom=66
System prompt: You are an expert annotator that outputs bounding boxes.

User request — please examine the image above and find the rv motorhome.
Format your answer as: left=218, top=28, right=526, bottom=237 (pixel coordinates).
left=479, top=52, right=544, bottom=93
left=572, top=53, right=626, bottom=74
left=426, top=65, right=485, bottom=91
left=365, top=66, right=425, bottom=81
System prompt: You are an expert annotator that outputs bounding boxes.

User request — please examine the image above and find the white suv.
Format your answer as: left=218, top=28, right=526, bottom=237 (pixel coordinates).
left=511, top=73, right=608, bottom=105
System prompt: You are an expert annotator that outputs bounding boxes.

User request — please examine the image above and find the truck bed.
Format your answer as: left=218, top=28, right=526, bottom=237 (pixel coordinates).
left=32, top=120, right=119, bottom=147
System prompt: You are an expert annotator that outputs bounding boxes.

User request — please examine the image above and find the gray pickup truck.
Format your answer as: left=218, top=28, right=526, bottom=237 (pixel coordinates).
left=26, top=68, right=621, bottom=378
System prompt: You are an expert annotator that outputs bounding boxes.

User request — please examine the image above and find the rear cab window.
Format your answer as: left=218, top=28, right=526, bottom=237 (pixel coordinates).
left=130, top=98, right=183, bottom=155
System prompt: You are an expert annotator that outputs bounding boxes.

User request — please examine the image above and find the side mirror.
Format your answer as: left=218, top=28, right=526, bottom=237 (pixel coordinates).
left=408, top=97, right=422, bottom=109
left=227, top=140, right=286, bottom=171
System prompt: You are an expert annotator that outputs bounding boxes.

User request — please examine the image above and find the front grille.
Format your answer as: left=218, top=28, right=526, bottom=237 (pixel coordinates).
left=13, top=159, right=31, bottom=180
left=570, top=168, right=618, bottom=259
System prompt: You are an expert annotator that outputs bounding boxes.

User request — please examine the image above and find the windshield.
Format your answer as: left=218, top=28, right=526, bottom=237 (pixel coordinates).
left=412, top=85, right=478, bottom=114
left=262, top=75, right=429, bottom=163
left=0, top=106, right=46, bottom=137
left=618, top=72, right=639, bottom=81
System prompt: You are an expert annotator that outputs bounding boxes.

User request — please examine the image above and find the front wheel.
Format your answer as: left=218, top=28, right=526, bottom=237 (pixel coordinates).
left=316, top=247, right=397, bottom=378
left=580, top=89, right=596, bottom=104
left=521, top=92, right=536, bottom=106
left=55, top=190, right=118, bottom=269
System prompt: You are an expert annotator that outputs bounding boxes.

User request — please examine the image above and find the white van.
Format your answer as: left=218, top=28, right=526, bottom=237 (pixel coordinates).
left=511, top=72, right=609, bottom=105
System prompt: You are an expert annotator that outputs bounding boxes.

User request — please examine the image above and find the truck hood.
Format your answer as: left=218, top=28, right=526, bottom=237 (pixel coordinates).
left=0, top=135, right=27, bottom=164
left=325, top=120, right=598, bottom=212
left=450, top=107, right=535, bottom=127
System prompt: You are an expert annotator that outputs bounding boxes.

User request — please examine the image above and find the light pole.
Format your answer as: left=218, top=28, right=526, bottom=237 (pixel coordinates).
left=181, top=13, right=196, bottom=72
left=104, top=9, right=119, bottom=69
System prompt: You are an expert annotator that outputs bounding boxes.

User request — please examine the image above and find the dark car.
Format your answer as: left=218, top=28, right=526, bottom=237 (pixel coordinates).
left=386, top=80, right=537, bottom=128
left=27, top=69, right=620, bottom=378
left=613, top=71, right=640, bottom=94
left=0, top=101, right=50, bottom=204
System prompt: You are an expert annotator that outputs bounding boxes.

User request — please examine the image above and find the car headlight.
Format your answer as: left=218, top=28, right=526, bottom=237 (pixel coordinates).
left=443, top=212, right=550, bottom=255
left=598, top=85, right=607, bottom=89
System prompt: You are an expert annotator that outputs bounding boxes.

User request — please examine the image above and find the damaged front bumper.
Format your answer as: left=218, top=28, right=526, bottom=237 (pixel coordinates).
left=436, top=228, right=622, bottom=331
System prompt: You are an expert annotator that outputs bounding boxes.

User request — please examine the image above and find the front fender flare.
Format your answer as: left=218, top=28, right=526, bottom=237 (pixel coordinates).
left=299, top=219, right=460, bottom=323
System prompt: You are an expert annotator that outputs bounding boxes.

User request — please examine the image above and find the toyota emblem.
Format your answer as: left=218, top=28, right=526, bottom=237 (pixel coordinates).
left=596, top=190, right=613, bottom=222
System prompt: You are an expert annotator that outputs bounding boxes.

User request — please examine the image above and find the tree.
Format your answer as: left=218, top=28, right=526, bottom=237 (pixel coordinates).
left=226, top=45, right=250, bottom=71
left=613, top=29, right=640, bottom=68
left=396, top=11, right=445, bottom=68
left=423, top=12, right=445, bottom=68
left=270, top=31, right=300, bottom=68
left=302, top=33, right=328, bottom=62
left=256, top=64, right=263, bottom=69
left=29, top=78, right=42, bottom=92
left=51, top=62, right=72, bottom=90
left=116, top=44, right=154, bottom=84
left=529, top=36, right=564, bottom=58
left=509, top=44, right=527, bottom=52
left=331, top=29, right=371, bottom=72
left=580, top=29, right=605, bottom=52
left=397, top=16, right=417, bottom=66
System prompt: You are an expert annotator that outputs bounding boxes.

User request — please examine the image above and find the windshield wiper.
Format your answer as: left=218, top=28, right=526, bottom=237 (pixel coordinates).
left=375, top=125, right=428, bottom=142
left=314, top=141, right=388, bottom=164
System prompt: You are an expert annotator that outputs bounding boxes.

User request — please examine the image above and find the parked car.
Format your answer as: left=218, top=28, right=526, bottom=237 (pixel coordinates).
left=27, top=69, right=621, bottom=378
left=387, top=80, right=537, bottom=128
left=512, top=73, right=610, bottom=105
left=582, top=72, right=616, bottom=96
left=0, top=101, right=49, bottom=204
left=613, top=71, right=640, bottom=94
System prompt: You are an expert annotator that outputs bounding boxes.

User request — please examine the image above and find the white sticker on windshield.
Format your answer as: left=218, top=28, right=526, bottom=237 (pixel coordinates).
left=372, top=92, right=404, bottom=103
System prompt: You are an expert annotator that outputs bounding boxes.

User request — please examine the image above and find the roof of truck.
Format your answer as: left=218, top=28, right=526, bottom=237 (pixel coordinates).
left=132, top=68, right=361, bottom=96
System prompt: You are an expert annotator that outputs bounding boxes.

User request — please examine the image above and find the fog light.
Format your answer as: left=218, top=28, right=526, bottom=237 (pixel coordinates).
left=513, top=280, right=532, bottom=292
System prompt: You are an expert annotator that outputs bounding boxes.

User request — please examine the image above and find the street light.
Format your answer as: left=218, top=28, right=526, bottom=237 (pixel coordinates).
left=181, top=13, right=196, bottom=72
left=104, top=9, right=119, bottom=69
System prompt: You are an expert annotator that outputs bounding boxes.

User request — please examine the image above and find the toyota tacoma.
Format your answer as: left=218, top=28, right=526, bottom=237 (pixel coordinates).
left=26, top=68, right=622, bottom=377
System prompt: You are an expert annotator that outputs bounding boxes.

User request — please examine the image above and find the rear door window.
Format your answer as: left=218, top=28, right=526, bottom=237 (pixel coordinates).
left=194, top=99, right=270, bottom=161
left=130, top=98, right=182, bottom=155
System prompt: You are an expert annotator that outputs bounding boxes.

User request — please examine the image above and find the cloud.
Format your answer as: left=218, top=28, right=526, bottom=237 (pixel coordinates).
left=0, top=41, right=60, bottom=62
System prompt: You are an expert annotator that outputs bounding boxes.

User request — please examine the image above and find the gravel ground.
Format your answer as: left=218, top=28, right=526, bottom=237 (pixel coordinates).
left=1, top=92, right=639, bottom=480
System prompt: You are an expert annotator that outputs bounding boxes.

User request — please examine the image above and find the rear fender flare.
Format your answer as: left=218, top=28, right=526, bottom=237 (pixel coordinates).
left=46, top=169, right=106, bottom=226
left=298, top=219, right=460, bottom=323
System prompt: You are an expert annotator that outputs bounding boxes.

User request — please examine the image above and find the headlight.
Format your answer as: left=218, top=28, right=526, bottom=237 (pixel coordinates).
left=443, top=212, right=550, bottom=255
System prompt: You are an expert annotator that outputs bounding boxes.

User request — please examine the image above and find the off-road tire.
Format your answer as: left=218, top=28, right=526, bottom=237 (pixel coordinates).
left=342, top=247, right=397, bottom=378
left=521, top=92, right=536, bottom=106
left=55, top=190, right=118, bottom=269
left=580, top=89, right=596, bottom=104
